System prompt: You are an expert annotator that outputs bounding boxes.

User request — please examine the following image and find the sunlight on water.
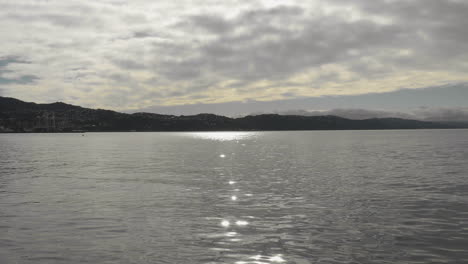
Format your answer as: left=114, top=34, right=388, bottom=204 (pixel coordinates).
left=236, top=254, right=286, bottom=264
left=233, top=254, right=287, bottom=264
left=235, top=220, right=249, bottom=226
left=2, top=131, right=468, bottom=264
left=269, top=255, right=286, bottom=263
left=225, top=232, right=237, bottom=237
left=185, top=131, right=259, bottom=141
left=221, top=220, right=231, bottom=227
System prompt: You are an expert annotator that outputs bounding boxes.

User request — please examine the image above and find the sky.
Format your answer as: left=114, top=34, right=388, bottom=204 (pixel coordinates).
left=1, top=0, right=467, bottom=118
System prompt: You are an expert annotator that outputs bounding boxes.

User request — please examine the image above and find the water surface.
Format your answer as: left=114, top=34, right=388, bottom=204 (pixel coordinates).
left=1, top=130, right=468, bottom=263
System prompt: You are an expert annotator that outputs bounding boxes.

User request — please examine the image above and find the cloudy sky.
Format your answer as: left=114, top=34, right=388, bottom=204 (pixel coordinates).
left=1, top=0, right=467, bottom=117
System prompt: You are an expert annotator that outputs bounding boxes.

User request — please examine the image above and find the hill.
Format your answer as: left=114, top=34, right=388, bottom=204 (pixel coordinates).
left=0, top=96, right=465, bottom=132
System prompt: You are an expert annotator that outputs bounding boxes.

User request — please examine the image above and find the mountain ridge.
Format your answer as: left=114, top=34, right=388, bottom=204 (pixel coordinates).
left=1, top=96, right=466, bottom=132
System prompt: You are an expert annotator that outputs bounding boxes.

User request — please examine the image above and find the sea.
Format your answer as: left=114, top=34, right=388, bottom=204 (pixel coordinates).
left=1, top=130, right=468, bottom=264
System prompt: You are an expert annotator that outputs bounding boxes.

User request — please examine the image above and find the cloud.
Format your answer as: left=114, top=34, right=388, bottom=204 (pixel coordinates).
left=111, top=59, right=146, bottom=70
left=163, top=1, right=468, bottom=83
left=281, top=107, right=468, bottom=122
left=0, top=75, right=39, bottom=85
left=0, top=0, right=467, bottom=112
left=0, top=56, right=30, bottom=68
left=0, top=56, right=39, bottom=85
left=130, top=83, right=468, bottom=117
left=275, top=108, right=468, bottom=122
left=280, top=109, right=414, bottom=120
left=186, top=14, right=233, bottom=34
left=414, top=107, right=468, bottom=122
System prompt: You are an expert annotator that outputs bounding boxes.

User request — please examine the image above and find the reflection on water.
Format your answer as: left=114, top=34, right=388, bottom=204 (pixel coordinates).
left=186, top=131, right=259, bottom=141
left=226, top=232, right=237, bottom=237
left=236, top=254, right=286, bottom=264
left=221, top=220, right=231, bottom=227
left=1, top=130, right=468, bottom=264
left=235, top=220, right=249, bottom=226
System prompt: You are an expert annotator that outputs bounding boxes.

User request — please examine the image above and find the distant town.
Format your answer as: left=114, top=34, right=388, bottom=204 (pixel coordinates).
left=3, top=111, right=84, bottom=133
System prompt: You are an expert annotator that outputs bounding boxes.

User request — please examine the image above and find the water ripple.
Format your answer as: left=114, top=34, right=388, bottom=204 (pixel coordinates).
left=1, top=130, right=468, bottom=263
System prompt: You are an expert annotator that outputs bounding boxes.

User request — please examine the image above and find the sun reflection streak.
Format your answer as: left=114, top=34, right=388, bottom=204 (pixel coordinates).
left=186, top=131, right=259, bottom=141
left=235, top=220, right=249, bottom=226
left=238, top=254, right=286, bottom=264
left=221, top=220, right=230, bottom=227
left=225, top=231, right=237, bottom=237
left=270, top=254, right=286, bottom=263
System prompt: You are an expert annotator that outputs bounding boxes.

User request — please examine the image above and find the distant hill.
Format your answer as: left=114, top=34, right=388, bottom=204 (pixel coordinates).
left=0, top=96, right=466, bottom=132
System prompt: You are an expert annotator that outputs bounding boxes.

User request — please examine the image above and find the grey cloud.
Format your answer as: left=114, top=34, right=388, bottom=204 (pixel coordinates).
left=108, top=73, right=132, bottom=83
left=122, top=13, right=148, bottom=25
left=121, top=29, right=169, bottom=40
left=129, top=83, right=468, bottom=117
left=160, top=59, right=203, bottom=80
left=0, top=75, right=39, bottom=85
left=160, top=1, right=468, bottom=87
left=1, top=0, right=467, bottom=111
left=188, top=15, right=233, bottom=34
left=239, top=5, right=304, bottom=24
left=111, top=58, right=146, bottom=70
left=166, top=91, right=184, bottom=97
left=4, top=13, right=104, bottom=28
left=0, top=56, right=38, bottom=85
left=0, top=57, right=16, bottom=68
left=414, top=107, right=468, bottom=122
left=281, top=92, right=297, bottom=98
left=278, top=107, right=468, bottom=122
left=0, top=56, right=30, bottom=67
left=133, top=31, right=156, bottom=39
left=188, top=95, right=206, bottom=100
left=148, top=79, right=220, bottom=99
left=161, top=5, right=406, bottom=82
left=280, top=109, right=414, bottom=120
left=101, top=89, right=137, bottom=108
left=332, top=0, right=468, bottom=65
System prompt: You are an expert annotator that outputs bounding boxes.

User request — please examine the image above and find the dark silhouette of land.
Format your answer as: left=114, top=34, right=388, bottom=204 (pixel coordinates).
left=0, top=96, right=466, bottom=132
